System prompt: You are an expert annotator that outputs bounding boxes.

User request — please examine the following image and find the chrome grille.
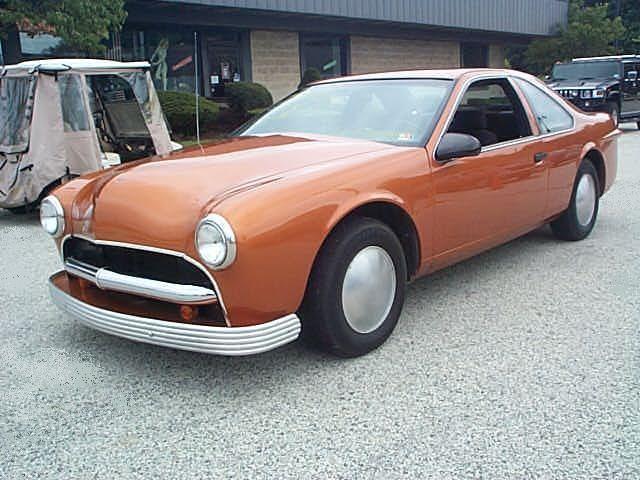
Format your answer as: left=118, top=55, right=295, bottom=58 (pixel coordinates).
left=62, top=237, right=213, bottom=290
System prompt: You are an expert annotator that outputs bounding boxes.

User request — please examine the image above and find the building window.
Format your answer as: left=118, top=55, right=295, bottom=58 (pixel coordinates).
left=203, top=31, right=245, bottom=98
left=461, top=43, right=488, bottom=68
left=118, top=27, right=246, bottom=98
left=300, top=34, right=349, bottom=79
left=120, top=28, right=198, bottom=94
left=18, top=32, right=82, bottom=59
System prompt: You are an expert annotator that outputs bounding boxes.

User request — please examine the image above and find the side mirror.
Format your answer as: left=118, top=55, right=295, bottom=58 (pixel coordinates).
left=613, top=73, right=621, bottom=80
left=436, top=133, right=482, bottom=163
left=544, top=75, right=551, bottom=81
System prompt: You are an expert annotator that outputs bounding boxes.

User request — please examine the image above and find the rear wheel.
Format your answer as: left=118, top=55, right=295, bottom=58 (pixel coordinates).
left=300, top=217, right=407, bottom=357
left=551, top=159, right=600, bottom=241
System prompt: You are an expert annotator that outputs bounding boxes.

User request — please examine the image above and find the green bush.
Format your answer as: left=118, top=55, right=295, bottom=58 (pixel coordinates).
left=298, top=68, right=322, bottom=89
left=224, top=82, right=273, bottom=115
left=157, top=91, right=221, bottom=137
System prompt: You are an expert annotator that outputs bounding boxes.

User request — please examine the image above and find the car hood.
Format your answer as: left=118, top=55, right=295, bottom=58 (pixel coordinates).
left=68, top=134, right=398, bottom=245
left=548, top=78, right=617, bottom=90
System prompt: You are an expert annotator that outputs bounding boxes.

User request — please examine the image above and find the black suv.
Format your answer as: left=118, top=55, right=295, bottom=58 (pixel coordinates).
left=547, top=55, right=640, bottom=128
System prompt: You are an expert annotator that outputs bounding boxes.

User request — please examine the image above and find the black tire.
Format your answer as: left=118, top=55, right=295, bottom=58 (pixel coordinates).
left=300, top=216, right=407, bottom=357
left=637, top=121, right=640, bottom=130
left=606, top=102, right=619, bottom=127
left=551, top=159, right=600, bottom=241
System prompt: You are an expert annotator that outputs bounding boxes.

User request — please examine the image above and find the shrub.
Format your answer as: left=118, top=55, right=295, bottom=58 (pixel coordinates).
left=224, top=82, right=273, bottom=115
left=298, top=68, right=322, bottom=89
left=157, top=90, right=220, bottom=137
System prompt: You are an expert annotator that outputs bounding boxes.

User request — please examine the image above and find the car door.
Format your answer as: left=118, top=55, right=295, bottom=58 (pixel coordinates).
left=428, top=77, right=548, bottom=269
left=622, top=62, right=640, bottom=115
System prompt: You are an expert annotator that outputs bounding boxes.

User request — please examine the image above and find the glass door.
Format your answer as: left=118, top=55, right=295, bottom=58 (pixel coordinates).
left=205, top=32, right=242, bottom=98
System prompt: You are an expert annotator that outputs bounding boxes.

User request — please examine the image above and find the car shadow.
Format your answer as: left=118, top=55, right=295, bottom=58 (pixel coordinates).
left=0, top=209, right=39, bottom=225
left=51, top=225, right=561, bottom=391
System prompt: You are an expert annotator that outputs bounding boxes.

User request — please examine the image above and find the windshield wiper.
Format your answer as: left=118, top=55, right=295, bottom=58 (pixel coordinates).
left=579, top=77, right=595, bottom=81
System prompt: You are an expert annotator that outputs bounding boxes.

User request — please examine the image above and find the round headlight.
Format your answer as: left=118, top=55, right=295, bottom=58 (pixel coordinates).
left=40, top=196, right=65, bottom=238
left=196, top=214, right=236, bottom=269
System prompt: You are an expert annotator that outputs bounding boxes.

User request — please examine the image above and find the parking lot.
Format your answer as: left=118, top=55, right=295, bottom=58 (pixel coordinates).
left=1, top=126, right=639, bottom=479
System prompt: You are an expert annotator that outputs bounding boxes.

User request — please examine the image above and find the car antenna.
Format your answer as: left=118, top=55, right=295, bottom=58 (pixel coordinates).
left=194, top=31, right=203, bottom=152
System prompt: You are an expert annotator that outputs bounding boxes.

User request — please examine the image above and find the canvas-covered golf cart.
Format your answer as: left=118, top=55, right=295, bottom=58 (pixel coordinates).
left=0, top=59, right=176, bottom=212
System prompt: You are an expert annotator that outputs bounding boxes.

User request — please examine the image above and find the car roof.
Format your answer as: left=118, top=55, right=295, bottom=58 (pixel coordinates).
left=2, top=58, right=150, bottom=73
left=315, top=68, right=523, bottom=84
left=571, top=55, right=640, bottom=63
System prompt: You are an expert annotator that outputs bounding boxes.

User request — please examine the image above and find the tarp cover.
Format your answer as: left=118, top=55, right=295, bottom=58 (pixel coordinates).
left=0, top=64, right=173, bottom=208
left=0, top=74, right=71, bottom=207
left=122, top=71, right=172, bottom=156
left=0, top=75, right=36, bottom=154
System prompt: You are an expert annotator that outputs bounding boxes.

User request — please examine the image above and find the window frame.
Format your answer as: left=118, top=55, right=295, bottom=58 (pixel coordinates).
left=433, top=75, right=577, bottom=160
left=453, top=78, right=533, bottom=145
left=434, top=75, right=538, bottom=158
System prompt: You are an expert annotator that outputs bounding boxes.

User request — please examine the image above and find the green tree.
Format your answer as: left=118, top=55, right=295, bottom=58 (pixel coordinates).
left=585, top=0, right=640, bottom=53
left=0, top=0, right=127, bottom=54
left=524, top=0, right=625, bottom=75
left=618, top=1, right=640, bottom=53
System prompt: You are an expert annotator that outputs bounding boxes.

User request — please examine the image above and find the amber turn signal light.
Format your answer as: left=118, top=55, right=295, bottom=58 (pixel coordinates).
left=179, top=305, right=199, bottom=322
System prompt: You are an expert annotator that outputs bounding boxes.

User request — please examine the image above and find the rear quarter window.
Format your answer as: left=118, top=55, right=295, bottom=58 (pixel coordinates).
left=514, top=78, right=574, bottom=134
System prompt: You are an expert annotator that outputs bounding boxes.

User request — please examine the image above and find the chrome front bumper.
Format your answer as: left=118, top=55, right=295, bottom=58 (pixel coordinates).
left=49, top=277, right=301, bottom=356
left=65, top=257, right=217, bottom=305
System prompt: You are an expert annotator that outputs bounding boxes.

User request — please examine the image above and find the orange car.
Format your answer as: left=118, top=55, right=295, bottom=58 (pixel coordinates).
left=43, top=69, right=618, bottom=357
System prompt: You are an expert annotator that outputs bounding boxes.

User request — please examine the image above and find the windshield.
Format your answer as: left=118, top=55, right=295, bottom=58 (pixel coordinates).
left=238, top=79, right=453, bottom=146
left=551, top=61, right=619, bottom=81
left=0, top=76, right=37, bottom=154
left=89, top=74, right=151, bottom=139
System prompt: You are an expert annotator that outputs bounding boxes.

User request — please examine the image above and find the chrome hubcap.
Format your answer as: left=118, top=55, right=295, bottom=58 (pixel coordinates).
left=341, top=246, right=396, bottom=334
left=575, top=173, right=597, bottom=227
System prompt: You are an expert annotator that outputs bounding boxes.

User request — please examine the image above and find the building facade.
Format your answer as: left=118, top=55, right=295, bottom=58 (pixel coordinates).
left=1, top=0, right=568, bottom=102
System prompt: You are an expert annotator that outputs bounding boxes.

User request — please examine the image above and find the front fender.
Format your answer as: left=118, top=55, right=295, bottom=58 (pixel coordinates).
left=209, top=148, right=430, bottom=327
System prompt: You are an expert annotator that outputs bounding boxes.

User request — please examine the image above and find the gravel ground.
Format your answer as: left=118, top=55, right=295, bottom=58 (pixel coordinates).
left=1, top=126, right=639, bottom=479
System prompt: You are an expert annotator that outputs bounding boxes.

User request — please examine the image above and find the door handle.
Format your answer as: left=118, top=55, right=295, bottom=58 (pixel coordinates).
left=534, top=152, right=548, bottom=163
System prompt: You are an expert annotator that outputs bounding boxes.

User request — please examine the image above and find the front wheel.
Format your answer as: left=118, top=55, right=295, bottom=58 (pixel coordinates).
left=300, top=217, right=407, bottom=357
left=551, top=159, right=600, bottom=241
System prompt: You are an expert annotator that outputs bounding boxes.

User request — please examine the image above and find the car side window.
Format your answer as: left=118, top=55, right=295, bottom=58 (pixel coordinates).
left=514, top=78, right=574, bottom=134
left=624, top=63, right=637, bottom=82
left=446, top=78, right=531, bottom=147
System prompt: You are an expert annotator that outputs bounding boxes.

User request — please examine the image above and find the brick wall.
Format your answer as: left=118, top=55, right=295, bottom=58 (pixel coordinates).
left=488, top=44, right=505, bottom=68
left=250, top=30, right=301, bottom=102
left=350, top=36, right=460, bottom=74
